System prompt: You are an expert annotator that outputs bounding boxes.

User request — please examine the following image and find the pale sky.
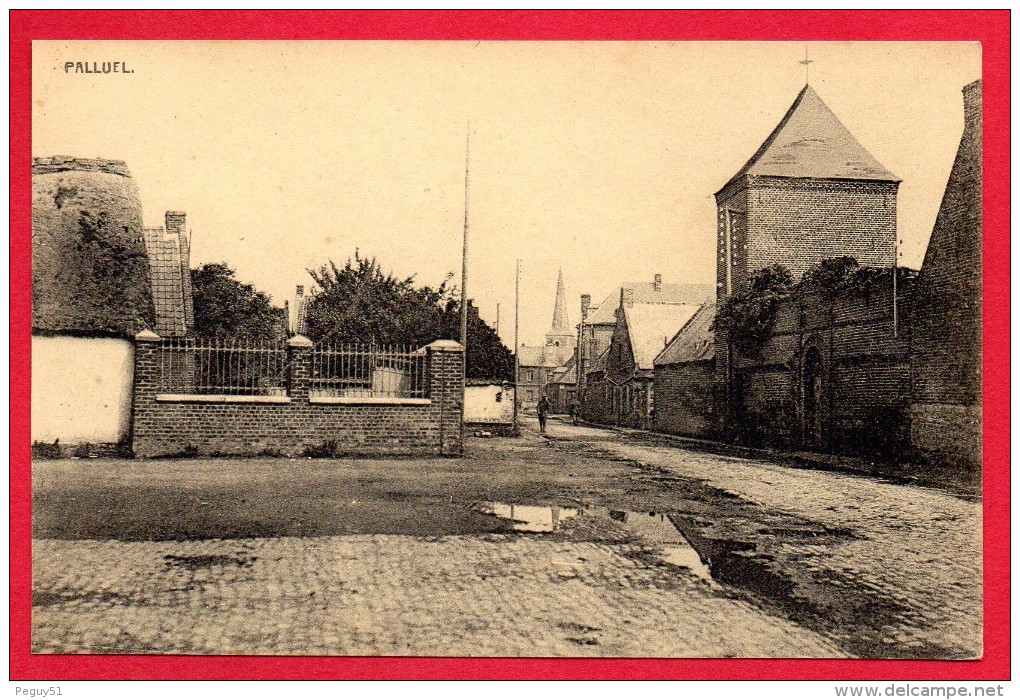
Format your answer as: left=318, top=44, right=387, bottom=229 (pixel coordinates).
left=32, top=41, right=980, bottom=347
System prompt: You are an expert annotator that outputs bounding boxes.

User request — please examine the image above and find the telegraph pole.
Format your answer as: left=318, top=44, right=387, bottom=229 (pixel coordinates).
left=460, top=125, right=470, bottom=349
left=513, top=258, right=521, bottom=431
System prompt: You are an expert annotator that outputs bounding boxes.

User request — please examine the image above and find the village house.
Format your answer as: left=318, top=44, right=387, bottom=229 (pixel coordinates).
left=580, top=275, right=712, bottom=428
left=31, top=156, right=193, bottom=454
left=464, top=378, right=516, bottom=435
left=652, top=301, right=717, bottom=437
left=517, top=270, right=575, bottom=409
left=544, top=354, right=577, bottom=415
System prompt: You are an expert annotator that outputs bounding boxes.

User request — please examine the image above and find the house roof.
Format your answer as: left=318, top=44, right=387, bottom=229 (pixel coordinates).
left=518, top=343, right=572, bottom=369
left=586, top=282, right=715, bottom=326
left=624, top=302, right=701, bottom=371
left=654, top=302, right=716, bottom=366
left=586, top=346, right=610, bottom=375
left=466, top=378, right=514, bottom=387
left=718, top=85, right=899, bottom=194
left=549, top=354, right=577, bottom=384
left=32, top=156, right=155, bottom=338
left=143, top=222, right=194, bottom=338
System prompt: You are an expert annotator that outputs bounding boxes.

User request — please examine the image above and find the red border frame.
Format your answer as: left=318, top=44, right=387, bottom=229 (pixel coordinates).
left=9, top=10, right=1010, bottom=681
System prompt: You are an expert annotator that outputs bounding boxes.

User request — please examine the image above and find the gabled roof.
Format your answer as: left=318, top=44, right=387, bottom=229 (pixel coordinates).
left=549, top=354, right=578, bottom=384
left=654, top=302, right=716, bottom=366
left=517, top=345, right=557, bottom=369
left=586, top=346, right=610, bottom=375
left=624, top=302, right=701, bottom=371
left=143, top=222, right=194, bottom=338
left=587, top=282, right=715, bottom=326
left=718, top=85, right=899, bottom=194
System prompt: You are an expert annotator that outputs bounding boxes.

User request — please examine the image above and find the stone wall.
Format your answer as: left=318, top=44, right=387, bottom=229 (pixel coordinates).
left=32, top=156, right=154, bottom=336
left=131, top=335, right=464, bottom=458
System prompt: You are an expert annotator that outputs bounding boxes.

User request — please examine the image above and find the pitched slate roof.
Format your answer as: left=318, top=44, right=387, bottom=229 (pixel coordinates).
left=624, top=302, right=701, bottom=371
left=719, top=85, right=899, bottom=194
left=549, top=354, right=578, bottom=384
left=654, top=302, right=716, bottom=366
left=587, top=282, right=715, bottom=326
left=518, top=343, right=573, bottom=369
left=143, top=220, right=194, bottom=338
left=586, top=346, right=610, bottom=375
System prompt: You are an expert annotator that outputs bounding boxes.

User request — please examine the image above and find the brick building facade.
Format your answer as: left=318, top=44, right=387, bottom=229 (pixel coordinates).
left=909, top=80, right=983, bottom=469
left=651, top=81, right=982, bottom=470
left=653, top=302, right=717, bottom=438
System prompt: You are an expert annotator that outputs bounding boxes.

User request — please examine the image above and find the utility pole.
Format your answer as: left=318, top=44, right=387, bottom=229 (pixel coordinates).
left=460, top=125, right=470, bottom=350
left=495, top=303, right=500, bottom=336
left=513, top=258, right=520, bottom=432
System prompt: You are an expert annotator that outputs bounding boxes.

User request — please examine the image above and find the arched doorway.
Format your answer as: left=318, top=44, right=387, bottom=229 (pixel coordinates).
left=803, top=347, right=825, bottom=449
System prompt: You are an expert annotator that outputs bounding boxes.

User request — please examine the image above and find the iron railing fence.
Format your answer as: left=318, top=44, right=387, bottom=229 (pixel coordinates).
left=157, top=337, right=289, bottom=396
left=310, top=343, right=428, bottom=399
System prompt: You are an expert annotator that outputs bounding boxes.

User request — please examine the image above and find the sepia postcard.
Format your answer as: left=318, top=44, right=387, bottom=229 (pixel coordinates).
left=13, top=12, right=1008, bottom=683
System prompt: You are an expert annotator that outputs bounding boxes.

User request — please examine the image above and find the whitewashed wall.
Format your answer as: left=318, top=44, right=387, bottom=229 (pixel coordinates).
left=464, top=384, right=514, bottom=424
left=32, top=336, right=134, bottom=444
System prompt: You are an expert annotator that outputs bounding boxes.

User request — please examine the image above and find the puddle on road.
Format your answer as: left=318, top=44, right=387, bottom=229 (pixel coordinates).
left=606, top=510, right=713, bottom=581
left=474, top=502, right=579, bottom=533
left=475, top=501, right=712, bottom=581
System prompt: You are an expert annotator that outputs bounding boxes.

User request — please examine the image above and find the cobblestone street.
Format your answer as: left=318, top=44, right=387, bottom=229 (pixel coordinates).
left=32, top=419, right=982, bottom=658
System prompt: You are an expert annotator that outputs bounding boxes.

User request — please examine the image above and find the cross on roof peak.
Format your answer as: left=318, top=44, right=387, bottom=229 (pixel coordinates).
left=799, top=46, right=815, bottom=85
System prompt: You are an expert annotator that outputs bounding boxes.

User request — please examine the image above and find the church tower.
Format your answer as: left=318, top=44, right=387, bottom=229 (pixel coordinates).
left=545, top=269, right=574, bottom=350
left=715, top=84, right=901, bottom=300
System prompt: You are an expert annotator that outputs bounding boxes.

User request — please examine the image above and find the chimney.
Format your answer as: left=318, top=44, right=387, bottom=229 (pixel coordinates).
left=621, top=287, right=634, bottom=307
left=296, top=285, right=304, bottom=297
left=165, top=211, right=186, bottom=238
left=580, top=294, right=591, bottom=320
left=654, top=273, right=662, bottom=292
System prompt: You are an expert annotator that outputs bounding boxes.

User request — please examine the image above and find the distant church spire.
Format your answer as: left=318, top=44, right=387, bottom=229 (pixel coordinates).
left=549, top=269, right=570, bottom=334
left=545, top=270, right=574, bottom=351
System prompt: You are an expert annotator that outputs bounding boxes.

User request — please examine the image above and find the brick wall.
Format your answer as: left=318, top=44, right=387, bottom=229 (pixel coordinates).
left=910, top=81, right=982, bottom=469
left=131, top=334, right=464, bottom=458
left=727, top=274, right=912, bottom=457
left=653, top=360, right=717, bottom=438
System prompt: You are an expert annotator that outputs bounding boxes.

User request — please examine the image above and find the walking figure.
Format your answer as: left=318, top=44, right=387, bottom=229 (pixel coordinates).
left=537, top=395, right=550, bottom=434
left=569, top=399, right=579, bottom=426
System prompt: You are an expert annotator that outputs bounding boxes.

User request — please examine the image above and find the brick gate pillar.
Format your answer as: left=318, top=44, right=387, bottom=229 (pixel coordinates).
left=131, top=329, right=162, bottom=457
left=287, top=334, right=314, bottom=403
left=426, top=339, right=464, bottom=456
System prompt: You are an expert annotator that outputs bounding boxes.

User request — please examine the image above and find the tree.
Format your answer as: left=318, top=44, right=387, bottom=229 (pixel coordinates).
left=191, top=263, right=283, bottom=340
left=713, top=264, right=793, bottom=359
left=304, top=251, right=514, bottom=380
